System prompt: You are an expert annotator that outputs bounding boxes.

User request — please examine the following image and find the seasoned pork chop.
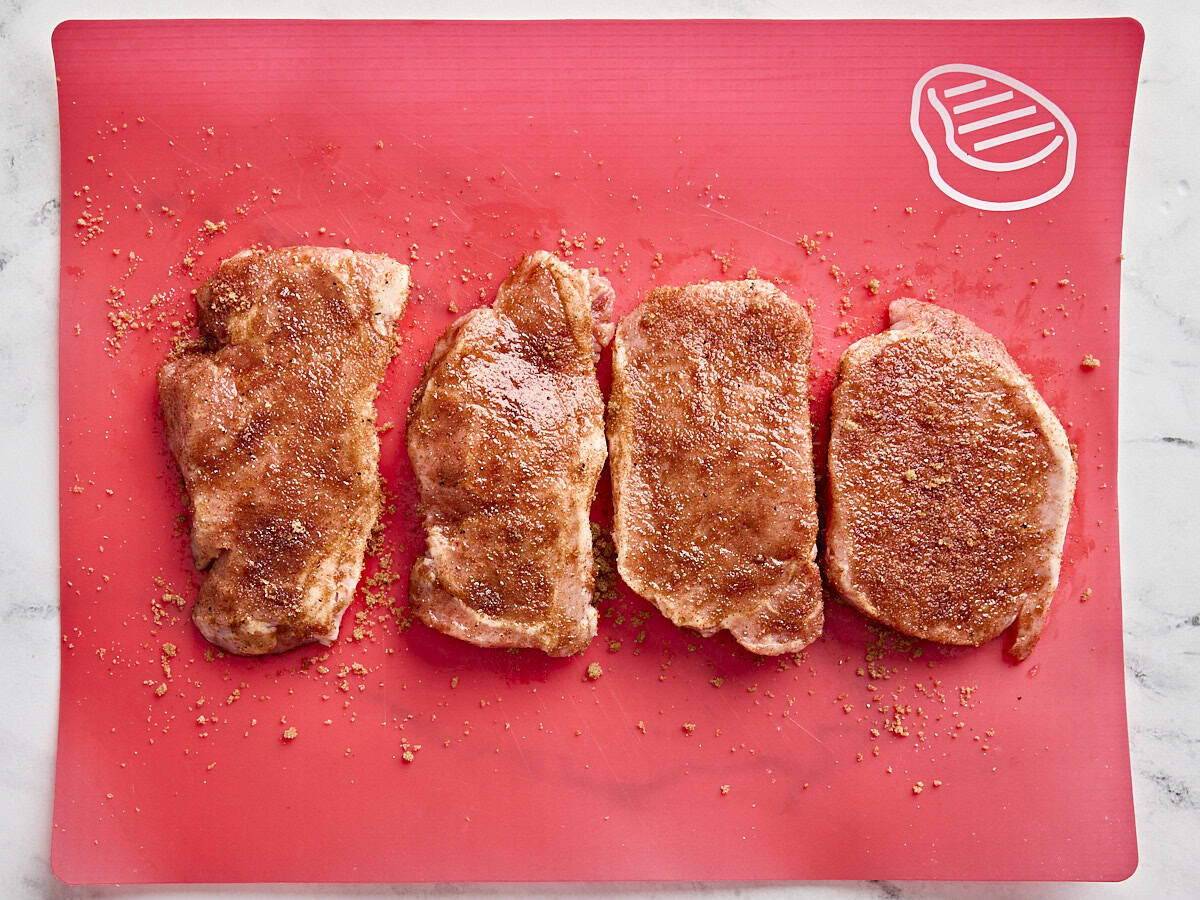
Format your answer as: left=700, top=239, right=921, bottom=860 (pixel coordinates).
left=158, top=247, right=409, bottom=655
left=608, top=280, right=823, bottom=655
left=826, top=299, right=1076, bottom=659
left=406, top=251, right=614, bottom=656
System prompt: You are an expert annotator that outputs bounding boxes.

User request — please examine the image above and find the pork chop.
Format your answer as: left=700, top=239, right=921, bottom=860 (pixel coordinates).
left=406, top=251, right=614, bottom=656
left=158, top=247, right=409, bottom=655
left=608, top=280, right=823, bottom=655
left=825, top=299, right=1076, bottom=659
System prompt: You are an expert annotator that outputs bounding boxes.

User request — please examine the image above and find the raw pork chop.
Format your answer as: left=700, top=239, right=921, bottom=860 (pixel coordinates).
left=159, top=247, right=409, bottom=655
left=406, top=251, right=614, bottom=656
left=607, top=280, right=823, bottom=655
left=825, top=299, right=1076, bottom=659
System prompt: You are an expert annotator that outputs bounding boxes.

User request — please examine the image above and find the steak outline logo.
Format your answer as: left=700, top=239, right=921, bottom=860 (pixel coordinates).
left=910, top=63, right=1077, bottom=212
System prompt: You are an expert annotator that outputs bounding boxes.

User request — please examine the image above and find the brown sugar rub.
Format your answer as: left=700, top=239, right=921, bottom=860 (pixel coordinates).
left=608, top=280, right=823, bottom=654
left=826, top=299, right=1076, bottom=660
left=158, top=247, right=410, bottom=655
left=406, top=251, right=615, bottom=656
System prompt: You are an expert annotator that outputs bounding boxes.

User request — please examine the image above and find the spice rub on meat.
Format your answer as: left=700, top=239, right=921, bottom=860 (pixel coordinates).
left=607, top=280, right=823, bottom=655
left=825, top=299, right=1076, bottom=660
left=158, top=247, right=410, bottom=655
left=406, top=251, right=614, bottom=656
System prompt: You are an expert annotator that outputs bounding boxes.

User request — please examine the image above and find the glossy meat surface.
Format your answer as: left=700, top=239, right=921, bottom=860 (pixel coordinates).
left=608, top=280, right=823, bottom=654
left=826, top=299, right=1076, bottom=659
left=406, top=251, right=614, bottom=656
left=158, top=247, right=409, bottom=655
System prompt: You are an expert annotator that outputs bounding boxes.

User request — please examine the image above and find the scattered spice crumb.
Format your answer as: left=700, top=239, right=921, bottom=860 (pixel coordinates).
left=586, top=662, right=603, bottom=680
left=282, top=726, right=298, bottom=741
left=1081, top=354, right=1101, bottom=369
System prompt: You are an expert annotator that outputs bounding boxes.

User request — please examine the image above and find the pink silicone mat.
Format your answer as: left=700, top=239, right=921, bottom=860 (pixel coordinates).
left=52, top=18, right=1142, bottom=884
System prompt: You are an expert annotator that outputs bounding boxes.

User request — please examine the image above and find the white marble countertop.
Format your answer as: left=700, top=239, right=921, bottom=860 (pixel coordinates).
left=2, top=0, right=1196, bottom=898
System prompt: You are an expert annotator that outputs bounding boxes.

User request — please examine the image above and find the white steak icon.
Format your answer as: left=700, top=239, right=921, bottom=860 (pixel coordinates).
left=910, top=64, right=1077, bottom=212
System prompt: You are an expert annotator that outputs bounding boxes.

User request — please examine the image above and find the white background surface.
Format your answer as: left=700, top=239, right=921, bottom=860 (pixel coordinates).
left=1, top=0, right=1197, bottom=898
